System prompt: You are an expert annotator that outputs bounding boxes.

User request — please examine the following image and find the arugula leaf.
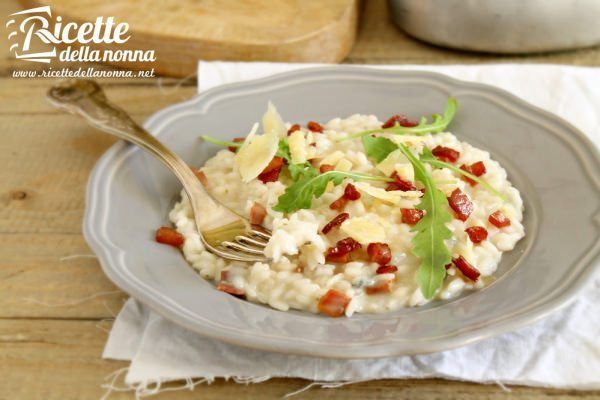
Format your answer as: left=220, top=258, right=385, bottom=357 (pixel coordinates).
left=361, top=135, right=506, bottom=200
left=396, top=144, right=453, bottom=299
left=201, top=135, right=242, bottom=148
left=361, top=135, right=399, bottom=163
left=419, top=148, right=506, bottom=200
left=276, top=137, right=291, bottom=159
left=276, top=139, right=318, bottom=181
left=273, top=171, right=393, bottom=213
left=288, top=163, right=317, bottom=181
left=341, top=97, right=458, bottom=142
left=361, top=136, right=455, bottom=297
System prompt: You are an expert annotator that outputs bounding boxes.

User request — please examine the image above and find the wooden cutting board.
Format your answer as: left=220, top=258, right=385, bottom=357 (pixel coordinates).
left=18, top=0, right=359, bottom=77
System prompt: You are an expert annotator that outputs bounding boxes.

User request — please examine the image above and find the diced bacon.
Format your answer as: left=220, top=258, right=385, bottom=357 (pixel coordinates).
left=220, top=270, right=229, bottom=281
left=448, top=188, right=473, bottom=221
left=216, top=282, right=245, bottom=296
left=344, top=183, right=361, bottom=200
left=228, top=137, right=245, bottom=152
left=465, top=226, right=488, bottom=244
left=257, top=168, right=280, bottom=183
left=329, top=183, right=361, bottom=210
left=459, top=166, right=475, bottom=185
left=249, top=203, right=267, bottom=225
left=325, top=249, right=350, bottom=263
left=382, top=115, right=419, bottom=129
left=382, top=115, right=403, bottom=129
left=287, top=124, right=301, bottom=136
left=470, top=161, right=487, bottom=176
left=376, top=265, right=398, bottom=274
left=318, top=289, right=351, bottom=317
left=385, top=172, right=416, bottom=192
left=401, top=208, right=424, bottom=225
left=329, top=196, right=348, bottom=211
left=336, top=237, right=362, bottom=253
left=322, top=212, right=350, bottom=234
left=489, top=210, right=511, bottom=228
left=307, top=121, right=324, bottom=133
left=432, top=146, right=460, bottom=163
left=155, top=227, right=184, bottom=247
left=452, top=256, right=480, bottom=281
left=257, top=156, right=284, bottom=183
left=385, top=181, right=412, bottom=192
left=460, top=161, right=487, bottom=186
left=365, top=280, right=393, bottom=295
left=191, top=167, right=208, bottom=187
left=261, top=156, right=284, bottom=173
left=325, top=237, right=361, bottom=263
left=367, top=242, right=392, bottom=265
left=320, top=164, right=335, bottom=173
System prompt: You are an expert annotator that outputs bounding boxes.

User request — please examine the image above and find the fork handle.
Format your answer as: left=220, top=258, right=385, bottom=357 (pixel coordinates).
left=46, top=79, right=235, bottom=230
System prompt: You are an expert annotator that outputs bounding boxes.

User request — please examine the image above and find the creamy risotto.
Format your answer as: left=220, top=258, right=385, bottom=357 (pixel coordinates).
left=158, top=99, right=525, bottom=317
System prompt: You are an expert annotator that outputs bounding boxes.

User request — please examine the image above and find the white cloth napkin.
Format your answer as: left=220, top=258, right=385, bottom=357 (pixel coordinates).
left=103, top=62, right=600, bottom=392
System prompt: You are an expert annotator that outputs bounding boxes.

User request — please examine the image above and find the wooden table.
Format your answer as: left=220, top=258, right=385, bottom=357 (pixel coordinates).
left=1, top=0, right=599, bottom=398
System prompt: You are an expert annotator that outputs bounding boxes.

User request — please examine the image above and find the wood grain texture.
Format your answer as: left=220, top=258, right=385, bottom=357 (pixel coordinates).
left=0, top=81, right=196, bottom=235
left=0, top=234, right=127, bottom=319
left=1, top=0, right=599, bottom=398
left=18, top=0, right=359, bottom=76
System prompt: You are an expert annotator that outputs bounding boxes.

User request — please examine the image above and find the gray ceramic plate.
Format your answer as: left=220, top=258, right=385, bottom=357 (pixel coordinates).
left=84, top=67, right=600, bottom=358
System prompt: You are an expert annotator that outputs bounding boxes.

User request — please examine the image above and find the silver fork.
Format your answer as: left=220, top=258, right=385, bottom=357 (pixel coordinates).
left=47, top=79, right=271, bottom=263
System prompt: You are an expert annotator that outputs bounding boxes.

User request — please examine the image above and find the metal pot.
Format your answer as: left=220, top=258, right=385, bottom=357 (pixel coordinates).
left=388, top=0, right=600, bottom=53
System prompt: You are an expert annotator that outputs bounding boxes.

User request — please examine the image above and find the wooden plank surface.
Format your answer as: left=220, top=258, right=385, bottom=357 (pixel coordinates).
left=1, top=0, right=599, bottom=398
left=21, top=0, right=359, bottom=76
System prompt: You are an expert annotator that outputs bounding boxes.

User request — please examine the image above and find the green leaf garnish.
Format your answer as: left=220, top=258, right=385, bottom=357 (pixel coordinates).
left=361, top=135, right=452, bottom=298
left=341, top=97, right=458, bottom=142
left=201, top=135, right=242, bottom=149
left=288, top=161, right=317, bottom=182
left=276, top=139, right=318, bottom=181
left=361, top=134, right=505, bottom=200
left=396, top=144, right=453, bottom=299
left=361, top=134, right=399, bottom=163
left=418, top=149, right=507, bottom=200
left=273, top=171, right=393, bottom=213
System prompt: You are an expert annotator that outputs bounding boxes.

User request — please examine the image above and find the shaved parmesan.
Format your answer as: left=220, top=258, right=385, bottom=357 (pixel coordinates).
left=335, top=158, right=353, bottom=172
left=234, top=123, right=278, bottom=183
left=388, top=135, right=426, bottom=152
left=288, top=130, right=307, bottom=164
left=319, top=150, right=345, bottom=166
left=341, top=217, right=385, bottom=244
left=262, top=102, right=286, bottom=138
left=387, top=135, right=427, bottom=145
left=395, top=163, right=414, bottom=182
left=430, top=168, right=462, bottom=196
left=240, top=122, right=259, bottom=148
left=376, top=149, right=410, bottom=176
left=354, top=182, right=421, bottom=205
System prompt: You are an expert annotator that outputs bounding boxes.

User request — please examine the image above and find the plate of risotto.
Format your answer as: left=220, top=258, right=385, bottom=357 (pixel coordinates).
left=85, top=67, right=600, bottom=358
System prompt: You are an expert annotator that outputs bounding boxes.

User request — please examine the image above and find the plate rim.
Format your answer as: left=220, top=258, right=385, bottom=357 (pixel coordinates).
left=83, top=66, right=600, bottom=358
